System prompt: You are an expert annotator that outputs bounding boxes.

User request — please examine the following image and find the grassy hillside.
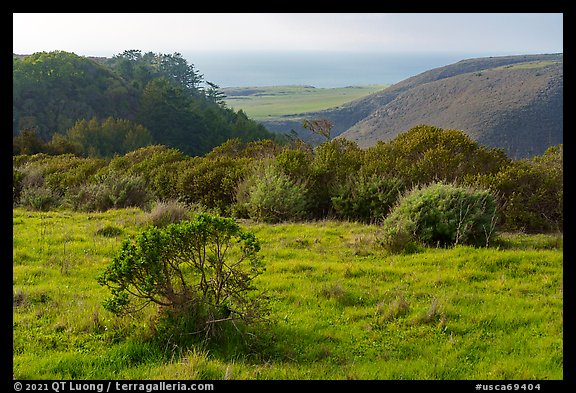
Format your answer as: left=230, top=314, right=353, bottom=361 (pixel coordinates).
left=13, top=208, right=563, bottom=379
left=222, top=85, right=388, bottom=121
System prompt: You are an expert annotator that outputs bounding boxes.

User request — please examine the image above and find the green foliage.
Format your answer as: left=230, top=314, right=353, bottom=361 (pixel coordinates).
left=96, top=225, right=124, bottom=238
left=106, top=50, right=203, bottom=95
left=42, top=155, right=107, bottom=196
left=13, top=169, right=26, bottom=204
left=475, top=145, right=563, bottom=232
left=381, top=182, right=498, bottom=252
left=104, top=145, right=187, bottom=200
left=11, top=124, right=562, bottom=234
left=362, top=125, right=509, bottom=185
left=62, top=117, right=153, bottom=157
left=13, top=153, right=105, bottom=209
left=13, top=129, right=48, bottom=155
left=97, top=213, right=267, bottom=340
left=69, top=172, right=152, bottom=212
left=13, top=50, right=280, bottom=157
left=18, top=184, right=61, bottom=211
left=331, top=175, right=405, bottom=223
left=13, top=51, right=138, bottom=139
left=236, top=161, right=310, bottom=223
left=274, top=147, right=314, bottom=182
left=309, top=139, right=364, bottom=216
left=177, top=156, right=250, bottom=213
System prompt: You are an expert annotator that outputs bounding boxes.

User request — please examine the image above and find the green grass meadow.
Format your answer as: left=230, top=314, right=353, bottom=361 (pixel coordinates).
left=222, top=85, right=388, bottom=121
left=13, top=208, right=563, bottom=380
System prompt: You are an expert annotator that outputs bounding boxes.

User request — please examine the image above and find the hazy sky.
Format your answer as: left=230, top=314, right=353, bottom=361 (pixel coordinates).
left=13, top=13, right=563, bottom=56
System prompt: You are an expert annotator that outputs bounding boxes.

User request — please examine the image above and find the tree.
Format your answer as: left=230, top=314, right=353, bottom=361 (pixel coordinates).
left=302, top=118, right=333, bottom=141
left=13, top=129, right=46, bottom=155
left=97, top=213, right=268, bottom=339
left=62, top=117, right=153, bottom=157
left=205, top=81, right=227, bottom=106
left=159, top=52, right=204, bottom=95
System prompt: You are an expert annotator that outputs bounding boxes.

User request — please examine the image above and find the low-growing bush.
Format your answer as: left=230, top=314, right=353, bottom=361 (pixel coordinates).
left=98, top=213, right=268, bottom=342
left=13, top=169, right=25, bottom=205
left=380, top=182, right=498, bottom=252
left=19, top=185, right=61, bottom=211
left=68, top=171, right=152, bottom=212
left=95, top=225, right=123, bottom=237
left=475, top=145, right=563, bottom=233
left=147, top=200, right=190, bottom=227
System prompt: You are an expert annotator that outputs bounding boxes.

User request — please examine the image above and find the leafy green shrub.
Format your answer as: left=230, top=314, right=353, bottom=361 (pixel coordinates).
left=236, top=161, right=310, bottom=223
left=331, top=175, right=404, bottom=223
left=97, top=213, right=268, bottom=341
left=177, top=156, right=250, bottom=213
left=381, top=182, right=498, bottom=252
left=13, top=169, right=25, bottom=205
left=16, top=154, right=104, bottom=194
left=43, top=156, right=107, bottom=195
left=475, top=145, right=563, bottom=232
left=70, top=182, right=114, bottom=212
left=309, top=139, right=364, bottom=216
left=16, top=165, right=60, bottom=210
left=274, top=147, right=314, bottom=182
left=362, top=125, right=510, bottom=185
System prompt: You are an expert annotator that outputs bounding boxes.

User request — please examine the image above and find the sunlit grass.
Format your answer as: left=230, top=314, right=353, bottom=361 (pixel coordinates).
left=13, top=208, right=563, bottom=379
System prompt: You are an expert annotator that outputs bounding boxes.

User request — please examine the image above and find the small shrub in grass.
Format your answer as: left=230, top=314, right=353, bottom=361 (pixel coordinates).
left=147, top=200, right=190, bottom=227
left=98, top=213, right=269, bottom=344
left=96, top=225, right=123, bottom=238
left=69, top=172, right=152, bottom=212
left=13, top=169, right=25, bottom=205
left=381, top=182, right=498, bottom=252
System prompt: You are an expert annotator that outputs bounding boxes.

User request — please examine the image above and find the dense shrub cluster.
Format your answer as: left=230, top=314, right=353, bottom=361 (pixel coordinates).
left=236, top=160, right=310, bottom=223
left=13, top=126, right=563, bottom=235
left=380, top=183, right=498, bottom=252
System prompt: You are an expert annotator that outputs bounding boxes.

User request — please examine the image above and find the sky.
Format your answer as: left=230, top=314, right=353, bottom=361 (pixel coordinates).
left=13, top=13, right=563, bottom=57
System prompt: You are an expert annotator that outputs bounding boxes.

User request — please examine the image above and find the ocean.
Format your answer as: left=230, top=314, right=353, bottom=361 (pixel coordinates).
left=183, top=50, right=493, bottom=88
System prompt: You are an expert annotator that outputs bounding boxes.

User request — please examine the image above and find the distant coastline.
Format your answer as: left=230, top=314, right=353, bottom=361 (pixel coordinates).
left=184, top=50, right=504, bottom=88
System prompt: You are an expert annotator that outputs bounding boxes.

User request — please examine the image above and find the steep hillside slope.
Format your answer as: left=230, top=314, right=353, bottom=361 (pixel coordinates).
left=265, top=54, right=563, bottom=158
left=342, top=58, right=562, bottom=158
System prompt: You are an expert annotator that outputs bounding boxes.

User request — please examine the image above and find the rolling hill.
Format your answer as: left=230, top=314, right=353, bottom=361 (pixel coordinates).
left=262, top=54, right=563, bottom=158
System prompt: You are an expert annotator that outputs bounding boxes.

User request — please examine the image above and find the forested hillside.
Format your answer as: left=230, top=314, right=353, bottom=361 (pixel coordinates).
left=13, top=50, right=279, bottom=157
